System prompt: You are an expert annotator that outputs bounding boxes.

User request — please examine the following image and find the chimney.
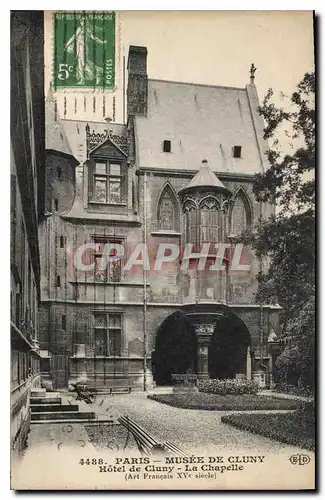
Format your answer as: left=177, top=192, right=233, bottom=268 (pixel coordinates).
left=127, top=45, right=148, bottom=117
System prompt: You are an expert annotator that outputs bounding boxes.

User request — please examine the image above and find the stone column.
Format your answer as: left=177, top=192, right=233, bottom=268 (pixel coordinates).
left=195, top=324, right=215, bottom=379
left=246, top=346, right=252, bottom=381
left=268, top=353, right=274, bottom=389
left=197, top=337, right=209, bottom=379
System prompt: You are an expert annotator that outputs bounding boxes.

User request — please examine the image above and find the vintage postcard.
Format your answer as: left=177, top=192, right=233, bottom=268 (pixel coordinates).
left=10, top=10, right=315, bottom=490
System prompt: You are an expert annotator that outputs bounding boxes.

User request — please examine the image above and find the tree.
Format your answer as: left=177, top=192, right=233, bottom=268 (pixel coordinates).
left=244, top=72, right=315, bottom=390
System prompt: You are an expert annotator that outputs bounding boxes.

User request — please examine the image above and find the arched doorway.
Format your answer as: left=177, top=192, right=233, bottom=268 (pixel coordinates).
left=208, top=312, right=251, bottom=379
left=153, top=311, right=197, bottom=385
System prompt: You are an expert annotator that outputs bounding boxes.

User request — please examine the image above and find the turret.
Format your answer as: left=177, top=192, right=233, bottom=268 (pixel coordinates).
left=178, top=160, right=232, bottom=304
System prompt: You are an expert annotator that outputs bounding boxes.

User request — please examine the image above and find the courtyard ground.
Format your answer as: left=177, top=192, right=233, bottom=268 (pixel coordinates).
left=99, top=391, right=311, bottom=454
left=12, top=390, right=315, bottom=490
left=21, top=390, right=314, bottom=455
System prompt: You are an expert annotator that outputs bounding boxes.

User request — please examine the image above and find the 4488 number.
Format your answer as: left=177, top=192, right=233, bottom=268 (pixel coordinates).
left=79, top=458, right=105, bottom=466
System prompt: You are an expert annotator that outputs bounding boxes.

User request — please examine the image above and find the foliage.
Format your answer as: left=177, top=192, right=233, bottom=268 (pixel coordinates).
left=197, top=378, right=258, bottom=395
left=275, top=383, right=314, bottom=398
left=221, top=405, right=315, bottom=451
left=147, top=393, right=300, bottom=411
left=254, top=72, right=315, bottom=213
left=242, top=72, right=315, bottom=390
left=275, top=296, right=315, bottom=389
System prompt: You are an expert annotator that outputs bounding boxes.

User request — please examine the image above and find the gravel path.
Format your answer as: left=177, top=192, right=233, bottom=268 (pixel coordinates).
left=97, top=392, right=312, bottom=455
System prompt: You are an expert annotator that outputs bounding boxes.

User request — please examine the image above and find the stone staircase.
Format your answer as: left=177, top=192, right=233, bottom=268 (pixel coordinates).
left=30, top=388, right=96, bottom=424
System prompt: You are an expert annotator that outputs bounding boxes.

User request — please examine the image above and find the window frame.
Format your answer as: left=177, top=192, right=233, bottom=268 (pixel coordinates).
left=163, top=140, right=171, bottom=153
left=91, top=158, right=126, bottom=205
left=200, top=209, right=219, bottom=245
left=91, top=235, right=124, bottom=283
left=233, top=145, right=242, bottom=158
left=56, top=275, right=61, bottom=288
left=92, top=311, right=123, bottom=357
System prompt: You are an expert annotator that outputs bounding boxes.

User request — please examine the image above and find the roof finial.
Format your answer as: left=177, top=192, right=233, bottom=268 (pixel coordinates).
left=250, top=63, right=257, bottom=84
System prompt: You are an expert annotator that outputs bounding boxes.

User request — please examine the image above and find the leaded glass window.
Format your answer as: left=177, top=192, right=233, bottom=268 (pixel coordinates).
left=92, top=161, right=124, bottom=204
left=93, top=312, right=122, bottom=356
left=92, top=236, right=122, bottom=283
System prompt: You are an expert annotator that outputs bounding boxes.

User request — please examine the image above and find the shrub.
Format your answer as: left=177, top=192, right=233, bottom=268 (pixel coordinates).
left=221, top=412, right=315, bottom=451
left=197, top=378, right=258, bottom=395
left=296, top=400, right=315, bottom=430
left=147, top=393, right=300, bottom=411
left=274, top=382, right=314, bottom=397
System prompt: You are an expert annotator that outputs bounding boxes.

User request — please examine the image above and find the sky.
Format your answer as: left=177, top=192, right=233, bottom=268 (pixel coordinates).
left=44, top=10, right=315, bottom=124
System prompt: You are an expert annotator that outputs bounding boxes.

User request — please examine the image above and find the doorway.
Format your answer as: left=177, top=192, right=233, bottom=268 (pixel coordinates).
left=208, top=311, right=251, bottom=379
left=153, top=311, right=197, bottom=385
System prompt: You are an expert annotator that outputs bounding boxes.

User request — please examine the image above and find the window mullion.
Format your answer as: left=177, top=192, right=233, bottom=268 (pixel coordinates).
left=106, top=177, right=110, bottom=203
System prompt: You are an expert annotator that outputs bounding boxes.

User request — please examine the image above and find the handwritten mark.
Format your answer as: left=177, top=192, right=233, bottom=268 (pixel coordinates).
left=57, top=440, right=86, bottom=451
left=62, top=424, right=73, bottom=433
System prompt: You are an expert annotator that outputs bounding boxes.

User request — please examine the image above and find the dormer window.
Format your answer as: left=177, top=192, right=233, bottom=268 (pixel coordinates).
left=91, top=160, right=124, bottom=204
left=233, top=145, right=242, bottom=158
left=163, top=140, right=171, bottom=153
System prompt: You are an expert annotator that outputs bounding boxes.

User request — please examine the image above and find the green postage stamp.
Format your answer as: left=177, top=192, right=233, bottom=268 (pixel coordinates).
left=54, top=12, right=115, bottom=89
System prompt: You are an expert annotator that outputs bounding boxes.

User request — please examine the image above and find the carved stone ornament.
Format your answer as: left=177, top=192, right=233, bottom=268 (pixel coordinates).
left=199, top=196, right=219, bottom=210
left=157, top=187, right=177, bottom=231
left=182, top=196, right=197, bottom=213
left=86, top=127, right=128, bottom=155
left=195, top=324, right=215, bottom=336
left=221, top=198, right=232, bottom=214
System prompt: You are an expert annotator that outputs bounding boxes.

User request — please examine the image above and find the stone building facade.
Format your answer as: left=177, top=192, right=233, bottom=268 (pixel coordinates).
left=10, top=11, right=44, bottom=456
left=39, top=45, right=281, bottom=391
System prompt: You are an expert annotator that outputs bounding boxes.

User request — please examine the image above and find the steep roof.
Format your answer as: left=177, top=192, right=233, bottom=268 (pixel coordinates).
left=179, top=160, right=232, bottom=197
left=134, top=78, right=268, bottom=174
left=45, top=86, right=75, bottom=158
left=185, top=160, right=227, bottom=190
left=61, top=119, right=127, bottom=164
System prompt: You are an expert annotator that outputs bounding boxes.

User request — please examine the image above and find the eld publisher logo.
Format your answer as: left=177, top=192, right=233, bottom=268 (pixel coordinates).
left=289, top=454, right=311, bottom=466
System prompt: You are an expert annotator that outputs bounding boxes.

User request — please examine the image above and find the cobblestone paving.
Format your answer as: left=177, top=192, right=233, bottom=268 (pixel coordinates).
left=98, top=391, right=313, bottom=455
left=12, top=391, right=315, bottom=490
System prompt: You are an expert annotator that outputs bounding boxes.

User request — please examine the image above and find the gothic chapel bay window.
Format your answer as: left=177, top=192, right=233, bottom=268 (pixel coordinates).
left=92, top=160, right=125, bottom=204
left=200, top=197, right=220, bottom=245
